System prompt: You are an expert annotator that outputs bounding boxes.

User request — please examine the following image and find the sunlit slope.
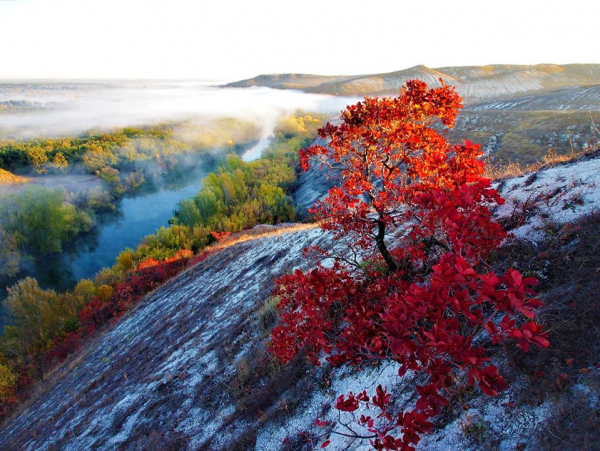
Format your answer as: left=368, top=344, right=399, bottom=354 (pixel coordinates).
left=226, top=64, right=600, bottom=103
left=0, top=225, right=328, bottom=451
left=308, top=65, right=457, bottom=97
left=224, top=73, right=344, bottom=90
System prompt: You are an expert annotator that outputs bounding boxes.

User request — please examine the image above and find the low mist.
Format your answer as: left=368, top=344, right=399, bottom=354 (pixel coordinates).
left=0, top=81, right=357, bottom=142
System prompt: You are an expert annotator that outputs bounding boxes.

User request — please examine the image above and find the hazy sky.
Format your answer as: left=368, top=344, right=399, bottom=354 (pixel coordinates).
left=0, top=0, right=598, bottom=80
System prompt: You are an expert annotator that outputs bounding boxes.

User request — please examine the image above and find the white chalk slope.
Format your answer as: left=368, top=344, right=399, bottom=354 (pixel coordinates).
left=2, top=153, right=600, bottom=450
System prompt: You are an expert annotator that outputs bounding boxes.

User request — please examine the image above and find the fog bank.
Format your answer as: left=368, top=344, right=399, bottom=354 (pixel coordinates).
left=0, top=81, right=358, bottom=142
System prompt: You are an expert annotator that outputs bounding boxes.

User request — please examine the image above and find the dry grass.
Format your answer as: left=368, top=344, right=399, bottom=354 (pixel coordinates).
left=207, top=223, right=319, bottom=253
left=490, top=212, right=600, bottom=409
left=536, top=381, right=600, bottom=451
left=471, top=211, right=600, bottom=449
left=257, top=297, right=281, bottom=337
left=484, top=117, right=600, bottom=180
left=483, top=146, right=599, bottom=181
left=459, top=414, right=495, bottom=448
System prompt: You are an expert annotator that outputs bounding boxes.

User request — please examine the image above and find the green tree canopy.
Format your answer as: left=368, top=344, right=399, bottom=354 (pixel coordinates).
left=0, top=186, right=93, bottom=254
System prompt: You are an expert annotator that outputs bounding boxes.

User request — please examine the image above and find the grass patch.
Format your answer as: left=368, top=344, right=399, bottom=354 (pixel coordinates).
left=257, top=297, right=281, bottom=337
left=0, top=168, right=27, bottom=185
left=460, top=414, right=493, bottom=447
left=484, top=147, right=600, bottom=180
left=491, top=212, right=600, bottom=405
left=536, top=380, right=600, bottom=451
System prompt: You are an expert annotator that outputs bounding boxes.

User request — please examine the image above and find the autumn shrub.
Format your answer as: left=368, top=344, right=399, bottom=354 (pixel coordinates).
left=78, top=298, right=115, bottom=331
left=269, top=80, right=549, bottom=450
left=0, top=364, right=18, bottom=415
left=46, top=330, right=84, bottom=362
left=96, top=284, right=113, bottom=302
left=0, top=246, right=200, bottom=422
left=113, top=258, right=188, bottom=313
left=210, top=231, right=232, bottom=243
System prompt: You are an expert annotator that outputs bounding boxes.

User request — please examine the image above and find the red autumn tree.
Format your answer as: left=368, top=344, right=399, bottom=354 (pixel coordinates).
left=269, top=80, right=549, bottom=450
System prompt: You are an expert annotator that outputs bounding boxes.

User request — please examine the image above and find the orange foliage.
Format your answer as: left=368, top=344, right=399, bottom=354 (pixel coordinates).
left=210, top=231, right=232, bottom=243
left=172, top=249, right=193, bottom=260
left=137, top=258, right=160, bottom=270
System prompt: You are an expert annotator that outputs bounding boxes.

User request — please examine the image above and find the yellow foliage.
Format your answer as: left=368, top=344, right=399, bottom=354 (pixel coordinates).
left=0, top=168, right=27, bottom=185
left=96, top=285, right=114, bottom=302
left=52, top=152, right=68, bottom=171
left=0, top=364, right=17, bottom=400
left=74, top=279, right=96, bottom=303
left=115, top=249, right=135, bottom=273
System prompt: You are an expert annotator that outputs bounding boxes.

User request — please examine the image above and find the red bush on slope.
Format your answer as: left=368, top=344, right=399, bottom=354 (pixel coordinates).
left=269, top=80, right=549, bottom=450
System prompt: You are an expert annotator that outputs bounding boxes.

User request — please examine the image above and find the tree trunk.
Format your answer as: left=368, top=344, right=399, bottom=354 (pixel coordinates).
left=375, top=220, right=398, bottom=272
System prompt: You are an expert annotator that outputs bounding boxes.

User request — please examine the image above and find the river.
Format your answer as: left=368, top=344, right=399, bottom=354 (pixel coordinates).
left=0, top=167, right=208, bottom=323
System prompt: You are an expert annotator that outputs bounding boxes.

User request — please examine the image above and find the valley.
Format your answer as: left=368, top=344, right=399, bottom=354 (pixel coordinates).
left=1, top=64, right=600, bottom=450
left=2, top=1, right=600, bottom=449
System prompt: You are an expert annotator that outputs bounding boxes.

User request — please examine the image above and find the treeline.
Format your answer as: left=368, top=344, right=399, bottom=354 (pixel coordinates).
left=0, top=100, right=47, bottom=113
left=0, top=119, right=260, bottom=188
left=0, top=112, right=326, bottom=419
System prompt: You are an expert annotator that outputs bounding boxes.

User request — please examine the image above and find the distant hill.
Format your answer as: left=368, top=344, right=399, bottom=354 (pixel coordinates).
left=226, top=65, right=600, bottom=164
left=225, top=64, right=600, bottom=103
left=224, top=73, right=345, bottom=90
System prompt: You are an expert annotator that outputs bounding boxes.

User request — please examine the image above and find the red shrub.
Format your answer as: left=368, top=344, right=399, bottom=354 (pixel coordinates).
left=270, top=80, right=549, bottom=450
left=172, top=249, right=193, bottom=260
left=137, top=258, right=160, bottom=271
left=79, top=297, right=116, bottom=329
left=46, top=330, right=84, bottom=363
left=114, top=259, right=188, bottom=313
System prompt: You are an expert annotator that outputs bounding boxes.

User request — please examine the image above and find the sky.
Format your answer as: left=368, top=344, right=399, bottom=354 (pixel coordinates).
left=0, top=0, right=599, bottom=81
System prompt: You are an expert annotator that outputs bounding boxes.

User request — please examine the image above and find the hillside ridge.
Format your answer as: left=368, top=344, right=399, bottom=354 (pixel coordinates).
left=225, top=63, right=600, bottom=103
